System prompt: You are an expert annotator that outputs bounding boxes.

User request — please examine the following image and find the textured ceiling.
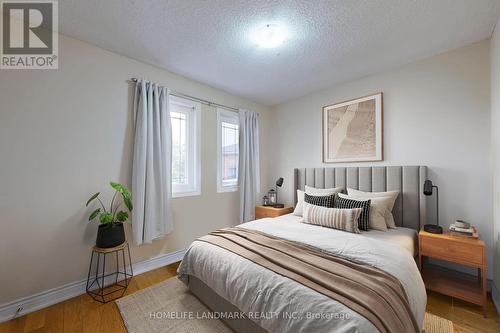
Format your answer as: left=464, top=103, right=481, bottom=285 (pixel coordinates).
left=59, top=0, right=500, bottom=105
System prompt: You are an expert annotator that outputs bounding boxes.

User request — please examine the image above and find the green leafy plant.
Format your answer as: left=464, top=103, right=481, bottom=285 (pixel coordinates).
left=86, top=182, right=133, bottom=226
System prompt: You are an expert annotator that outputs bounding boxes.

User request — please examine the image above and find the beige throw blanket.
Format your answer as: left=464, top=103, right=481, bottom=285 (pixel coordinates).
left=199, top=227, right=419, bottom=333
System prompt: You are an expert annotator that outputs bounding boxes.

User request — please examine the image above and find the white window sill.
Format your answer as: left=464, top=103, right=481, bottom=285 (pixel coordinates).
left=172, top=190, right=201, bottom=198
left=217, top=186, right=239, bottom=193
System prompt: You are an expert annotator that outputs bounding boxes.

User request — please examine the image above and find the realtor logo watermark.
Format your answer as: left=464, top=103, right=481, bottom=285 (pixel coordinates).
left=1, top=0, right=58, bottom=69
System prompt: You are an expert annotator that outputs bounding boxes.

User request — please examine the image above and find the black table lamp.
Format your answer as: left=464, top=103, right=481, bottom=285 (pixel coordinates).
left=423, top=180, right=442, bottom=234
left=274, top=177, right=284, bottom=208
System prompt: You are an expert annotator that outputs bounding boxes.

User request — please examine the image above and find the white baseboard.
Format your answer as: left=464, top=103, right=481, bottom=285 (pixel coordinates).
left=493, top=283, right=500, bottom=315
left=0, top=248, right=186, bottom=323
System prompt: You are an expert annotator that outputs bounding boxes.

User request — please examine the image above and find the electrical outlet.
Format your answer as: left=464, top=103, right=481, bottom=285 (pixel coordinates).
left=16, top=307, right=23, bottom=314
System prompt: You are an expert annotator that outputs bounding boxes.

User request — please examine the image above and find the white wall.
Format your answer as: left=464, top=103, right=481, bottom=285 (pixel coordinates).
left=268, top=41, right=493, bottom=276
left=491, top=17, right=500, bottom=291
left=0, top=34, right=271, bottom=305
left=0, top=28, right=494, bottom=307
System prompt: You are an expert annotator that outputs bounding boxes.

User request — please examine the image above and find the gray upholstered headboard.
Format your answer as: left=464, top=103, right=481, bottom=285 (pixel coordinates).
left=293, top=166, right=428, bottom=231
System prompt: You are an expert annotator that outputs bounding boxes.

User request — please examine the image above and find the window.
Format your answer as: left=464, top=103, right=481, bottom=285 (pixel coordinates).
left=217, top=109, right=239, bottom=192
left=170, top=96, right=201, bottom=197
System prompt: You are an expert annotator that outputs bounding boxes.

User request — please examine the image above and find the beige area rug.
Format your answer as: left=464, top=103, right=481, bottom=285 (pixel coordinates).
left=116, top=277, right=454, bottom=333
left=423, top=312, right=454, bottom=333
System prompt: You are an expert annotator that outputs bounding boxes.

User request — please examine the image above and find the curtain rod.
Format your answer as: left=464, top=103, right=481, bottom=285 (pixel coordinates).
left=130, top=78, right=239, bottom=113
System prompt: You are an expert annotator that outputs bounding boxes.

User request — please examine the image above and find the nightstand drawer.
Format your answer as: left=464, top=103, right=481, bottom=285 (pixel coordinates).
left=420, top=236, right=483, bottom=266
left=255, top=207, right=278, bottom=218
left=255, top=206, right=293, bottom=219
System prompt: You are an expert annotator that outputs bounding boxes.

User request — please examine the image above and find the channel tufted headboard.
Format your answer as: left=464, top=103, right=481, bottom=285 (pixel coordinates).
left=293, top=166, right=428, bottom=231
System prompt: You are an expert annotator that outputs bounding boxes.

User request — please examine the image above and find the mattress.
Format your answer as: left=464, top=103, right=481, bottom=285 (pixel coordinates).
left=362, top=223, right=418, bottom=256
left=178, top=215, right=426, bottom=333
left=264, top=214, right=418, bottom=255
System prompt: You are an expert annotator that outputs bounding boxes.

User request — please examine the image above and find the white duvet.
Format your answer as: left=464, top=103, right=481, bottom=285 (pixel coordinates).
left=178, top=214, right=426, bottom=333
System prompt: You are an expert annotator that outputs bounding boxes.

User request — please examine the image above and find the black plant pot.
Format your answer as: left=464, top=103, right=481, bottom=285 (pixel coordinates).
left=96, top=223, right=125, bottom=248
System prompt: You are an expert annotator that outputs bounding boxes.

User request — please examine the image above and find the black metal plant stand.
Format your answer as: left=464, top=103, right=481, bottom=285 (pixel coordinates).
left=86, top=241, right=133, bottom=303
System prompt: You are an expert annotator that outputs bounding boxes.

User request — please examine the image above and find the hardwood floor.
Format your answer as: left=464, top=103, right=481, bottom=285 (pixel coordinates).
left=1, top=262, right=499, bottom=333
left=426, top=290, right=500, bottom=332
left=0, top=263, right=179, bottom=333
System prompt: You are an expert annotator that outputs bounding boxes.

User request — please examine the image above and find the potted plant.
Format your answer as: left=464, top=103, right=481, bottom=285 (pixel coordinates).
left=86, top=182, right=133, bottom=248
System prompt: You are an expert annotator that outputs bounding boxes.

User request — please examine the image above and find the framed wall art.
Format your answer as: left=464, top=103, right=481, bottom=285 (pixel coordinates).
left=322, top=92, right=383, bottom=163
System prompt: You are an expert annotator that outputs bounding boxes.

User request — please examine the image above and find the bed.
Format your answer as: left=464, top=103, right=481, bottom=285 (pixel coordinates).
left=178, top=166, right=428, bottom=333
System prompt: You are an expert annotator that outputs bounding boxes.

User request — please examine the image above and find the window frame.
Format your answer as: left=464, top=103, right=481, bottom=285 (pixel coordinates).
left=170, top=95, right=201, bottom=198
left=217, top=108, right=240, bottom=193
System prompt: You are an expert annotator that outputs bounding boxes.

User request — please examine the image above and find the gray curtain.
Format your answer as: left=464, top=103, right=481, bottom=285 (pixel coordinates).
left=238, top=109, right=260, bottom=222
left=132, top=79, right=173, bottom=245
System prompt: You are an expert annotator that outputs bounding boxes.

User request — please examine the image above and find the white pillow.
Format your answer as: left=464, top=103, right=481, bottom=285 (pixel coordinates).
left=294, top=186, right=344, bottom=216
left=338, top=193, right=388, bottom=231
left=305, top=185, right=344, bottom=195
left=293, top=190, right=306, bottom=216
left=347, top=188, right=399, bottom=228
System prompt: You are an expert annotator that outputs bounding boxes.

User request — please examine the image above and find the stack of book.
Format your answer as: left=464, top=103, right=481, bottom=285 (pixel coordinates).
left=449, top=222, right=477, bottom=238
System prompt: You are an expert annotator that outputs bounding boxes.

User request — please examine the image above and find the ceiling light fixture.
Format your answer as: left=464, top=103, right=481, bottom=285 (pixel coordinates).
left=250, top=23, right=288, bottom=48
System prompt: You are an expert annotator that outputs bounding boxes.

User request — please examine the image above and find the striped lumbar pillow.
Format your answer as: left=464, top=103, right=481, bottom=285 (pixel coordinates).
left=338, top=193, right=388, bottom=231
left=304, top=193, right=335, bottom=208
left=302, top=202, right=362, bottom=233
left=334, top=195, right=371, bottom=231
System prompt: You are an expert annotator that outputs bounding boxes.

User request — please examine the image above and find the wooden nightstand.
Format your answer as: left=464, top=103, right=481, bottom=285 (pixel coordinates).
left=418, top=230, right=487, bottom=316
left=255, top=205, right=293, bottom=219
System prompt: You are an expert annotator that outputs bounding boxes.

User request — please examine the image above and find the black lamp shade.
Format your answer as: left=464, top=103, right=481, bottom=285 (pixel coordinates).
left=422, top=179, right=441, bottom=233
left=423, top=180, right=433, bottom=196
left=276, top=177, right=284, bottom=187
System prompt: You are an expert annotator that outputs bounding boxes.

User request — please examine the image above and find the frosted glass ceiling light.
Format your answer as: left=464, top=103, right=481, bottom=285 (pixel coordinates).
left=251, top=24, right=288, bottom=48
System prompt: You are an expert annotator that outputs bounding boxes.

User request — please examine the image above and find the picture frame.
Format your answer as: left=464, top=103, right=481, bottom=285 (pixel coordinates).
left=322, top=92, right=383, bottom=163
